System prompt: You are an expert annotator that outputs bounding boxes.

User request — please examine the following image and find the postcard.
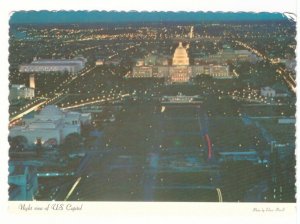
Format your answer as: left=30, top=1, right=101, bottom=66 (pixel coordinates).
left=1, top=1, right=298, bottom=224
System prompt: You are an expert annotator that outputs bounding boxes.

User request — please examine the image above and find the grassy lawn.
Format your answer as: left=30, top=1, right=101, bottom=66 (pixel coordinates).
left=258, top=119, right=295, bottom=144
left=209, top=116, right=259, bottom=149
left=242, top=104, right=295, bottom=117
left=102, top=103, right=159, bottom=154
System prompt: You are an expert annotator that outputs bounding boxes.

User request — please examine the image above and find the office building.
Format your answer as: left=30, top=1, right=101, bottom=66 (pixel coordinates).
left=19, top=57, right=87, bottom=74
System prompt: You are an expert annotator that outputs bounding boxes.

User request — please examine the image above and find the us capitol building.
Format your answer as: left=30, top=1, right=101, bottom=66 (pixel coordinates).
left=128, top=42, right=232, bottom=84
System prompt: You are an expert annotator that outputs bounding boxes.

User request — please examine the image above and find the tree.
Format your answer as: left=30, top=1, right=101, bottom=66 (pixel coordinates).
left=193, top=74, right=213, bottom=83
left=220, top=160, right=261, bottom=201
left=35, top=138, right=43, bottom=157
left=61, top=133, right=82, bottom=153
left=81, top=123, right=93, bottom=137
left=9, top=135, right=28, bottom=152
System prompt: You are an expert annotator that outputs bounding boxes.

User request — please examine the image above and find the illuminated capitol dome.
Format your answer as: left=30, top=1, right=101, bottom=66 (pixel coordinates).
left=172, top=42, right=189, bottom=66
left=130, top=40, right=232, bottom=83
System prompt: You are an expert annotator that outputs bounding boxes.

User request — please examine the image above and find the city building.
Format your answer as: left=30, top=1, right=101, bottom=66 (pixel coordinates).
left=161, top=93, right=202, bottom=104
left=136, top=59, right=145, bottom=66
left=19, top=57, right=87, bottom=74
left=278, top=58, right=296, bottom=72
left=132, top=66, right=153, bottom=78
left=9, top=84, right=35, bottom=101
left=278, top=117, right=296, bottom=124
left=168, top=42, right=191, bottom=83
left=194, top=48, right=258, bottom=64
left=95, top=58, right=104, bottom=66
left=129, top=42, right=232, bottom=83
left=208, top=65, right=230, bottom=79
left=261, top=86, right=276, bottom=97
left=9, top=105, right=91, bottom=146
left=8, top=162, right=38, bottom=200
left=29, top=74, right=35, bottom=89
left=105, top=58, right=122, bottom=66
left=168, top=65, right=192, bottom=83
left=218, top=151, right=260, bottom=164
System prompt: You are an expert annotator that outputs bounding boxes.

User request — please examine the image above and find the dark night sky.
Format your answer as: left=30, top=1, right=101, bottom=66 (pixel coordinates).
left=10, top=11, right=288, bottom=24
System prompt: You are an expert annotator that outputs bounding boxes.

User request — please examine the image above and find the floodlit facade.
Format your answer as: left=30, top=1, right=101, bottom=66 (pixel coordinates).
left=209, top=65, right=230, bottom=79
left=172, top=42, right=190, bottom=66
left=96, top=58, right=104, bottom=66
left=29, top=74, right=35, bottom=89
left=168, top=66, right=192, bottom=83
left=129, top=42, right=233, bottom=83
left=132, top=66, right=153, bottom=78
left=194, top=48, right=258, bottom=64
left=161, top=93, right=202, bottom=104
left=9, top=84, right=35, bottom=101
left=19, top=57, right=87, bottom=74
left=9, top=105, right=91, bottom=146
left=261, top=86, right=276, bottom=97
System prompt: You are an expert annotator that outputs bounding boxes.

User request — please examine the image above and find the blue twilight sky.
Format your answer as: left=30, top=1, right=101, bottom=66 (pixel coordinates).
left=9, top=11, right=288, bottom=24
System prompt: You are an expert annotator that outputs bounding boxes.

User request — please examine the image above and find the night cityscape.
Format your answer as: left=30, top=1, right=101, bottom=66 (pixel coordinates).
left=8, top=11, right=296, bottom=202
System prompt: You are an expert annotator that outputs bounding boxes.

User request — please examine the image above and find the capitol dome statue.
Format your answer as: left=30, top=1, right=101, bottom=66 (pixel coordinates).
left=172, top=42, right=189, bottom=66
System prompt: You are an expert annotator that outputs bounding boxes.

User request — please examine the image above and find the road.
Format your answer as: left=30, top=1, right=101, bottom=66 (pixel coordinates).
left=242, top=115, right=275, bottom=143
left=244, top=181, right=268, bottom=202
left=9, top=100, right=47, bottom=125
left=143, top=153, right=160, bottom=200
left=235, top=40, right=296, bottom=93
left=9, top=42, right=137, bottom=125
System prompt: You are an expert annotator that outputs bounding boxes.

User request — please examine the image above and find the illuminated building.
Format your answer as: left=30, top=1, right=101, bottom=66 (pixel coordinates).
left=136, top=59, right=145, bottom=66
left=132, top=66, right=153, bottom=78
left=19, top=57, right=87, bottom=74
left=96, top=59, right=104, bottom=66
left=189, top=26, right=194, bottom=39
left=129, top=42, right=233, bottom=83
left=191, top=64, right=230, bottom=78
left=29, top=74, right=35, bottom=89
left=168, top=42, right=191, bottom=83
left=209, top=65, right=230, bottom=79
left=194, top=48, right=257, bottom=64
left=161, top=93, right=202, bottom=104
left=9, top=105, right=91, bottom=146
left=261, top=86, right=276, bottom=97
left=9, top=84, right=35, bottom=101
left=8, top=162, right=38, bottom=200
left=172, top=42, right=189, bottom=66
left=168, top=66, right=192, bottom=83
left=105, top=58, right=122, bottom=66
